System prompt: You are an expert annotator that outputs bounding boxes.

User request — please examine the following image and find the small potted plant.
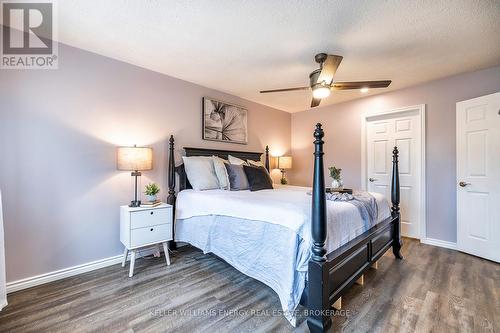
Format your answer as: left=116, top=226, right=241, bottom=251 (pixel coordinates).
left=328, top=166, right=343, bottom=190
left=144, top=183, right=160, bottom=202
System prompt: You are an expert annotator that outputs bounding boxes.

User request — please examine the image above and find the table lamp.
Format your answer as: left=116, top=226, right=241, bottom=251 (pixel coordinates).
left=117, top=145, right=153, bottom=207
left=277, top=156, right=292, bottom=185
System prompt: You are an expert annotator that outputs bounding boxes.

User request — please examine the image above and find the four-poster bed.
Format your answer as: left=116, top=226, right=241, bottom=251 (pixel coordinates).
left=166, top=123, right=402, bottom=332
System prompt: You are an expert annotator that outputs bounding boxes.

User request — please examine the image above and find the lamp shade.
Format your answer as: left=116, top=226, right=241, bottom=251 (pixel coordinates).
left=277, top=156, right=292, bottom=169
left=116, top=146, right=153, bottom=171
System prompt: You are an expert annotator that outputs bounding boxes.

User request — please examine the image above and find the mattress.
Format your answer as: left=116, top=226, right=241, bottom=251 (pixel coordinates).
left=174, top=185, right=391, bottom=326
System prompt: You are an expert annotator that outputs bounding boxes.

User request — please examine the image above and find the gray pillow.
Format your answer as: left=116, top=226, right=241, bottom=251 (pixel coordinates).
left=224, top=163, right=249, bottom=190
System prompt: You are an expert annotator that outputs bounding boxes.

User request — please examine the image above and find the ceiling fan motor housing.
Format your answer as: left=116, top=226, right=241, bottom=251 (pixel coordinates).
left=309, top=69, right=330, bottom=88
left=314, top=53, right=328, bottom=64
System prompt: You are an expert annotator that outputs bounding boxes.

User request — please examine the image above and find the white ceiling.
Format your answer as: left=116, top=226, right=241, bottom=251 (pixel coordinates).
left=56, top=0, right=500, bottom=113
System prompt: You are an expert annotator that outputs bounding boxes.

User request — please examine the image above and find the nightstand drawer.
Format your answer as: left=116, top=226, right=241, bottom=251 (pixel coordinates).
left=130, top=224, right=172, bottom=248
left=130, top=208, right=171, bottom=229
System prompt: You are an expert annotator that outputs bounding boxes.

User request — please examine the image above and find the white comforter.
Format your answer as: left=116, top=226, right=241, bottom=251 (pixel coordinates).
left=175, top=185, right=390, bottom=326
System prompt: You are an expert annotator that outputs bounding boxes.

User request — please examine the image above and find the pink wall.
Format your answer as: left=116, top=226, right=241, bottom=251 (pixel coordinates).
left=0, top=42, right=291, bottom=282
left=290, top=66, right=500, bottom=243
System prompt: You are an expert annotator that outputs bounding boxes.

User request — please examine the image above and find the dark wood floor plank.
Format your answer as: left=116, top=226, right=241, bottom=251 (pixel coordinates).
left=0, top=239, right=499, bottom=333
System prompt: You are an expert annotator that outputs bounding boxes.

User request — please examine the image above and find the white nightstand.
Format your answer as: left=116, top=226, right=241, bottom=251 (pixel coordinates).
left=120, top=203, right=173, bottom=277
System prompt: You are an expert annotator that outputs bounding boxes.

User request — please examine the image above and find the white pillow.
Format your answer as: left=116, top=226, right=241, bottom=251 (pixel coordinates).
left=228, top=155, right=247, bottom=165
left=247, top=159, right=264, bottom=167
left=212, top=156, right=230, bottom=190
left=182, top=156, right=219, bottom=191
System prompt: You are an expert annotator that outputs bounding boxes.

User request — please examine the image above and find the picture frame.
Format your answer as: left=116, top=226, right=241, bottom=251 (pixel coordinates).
left=202, top=97, right=248, bottom=144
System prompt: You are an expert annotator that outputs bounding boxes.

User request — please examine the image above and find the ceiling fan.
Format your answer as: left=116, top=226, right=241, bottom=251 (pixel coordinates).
left=260, top=53, right=392, bottom=108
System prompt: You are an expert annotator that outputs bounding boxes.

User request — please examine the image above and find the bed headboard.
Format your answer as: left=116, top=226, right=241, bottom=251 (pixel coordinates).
left=167, top=137, right=270, bottom=193
left=184, top=147, right=264, bottom=161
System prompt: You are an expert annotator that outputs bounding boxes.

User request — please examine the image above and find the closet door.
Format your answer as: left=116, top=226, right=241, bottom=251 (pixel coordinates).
left=365, top=106, right=424, bottom=239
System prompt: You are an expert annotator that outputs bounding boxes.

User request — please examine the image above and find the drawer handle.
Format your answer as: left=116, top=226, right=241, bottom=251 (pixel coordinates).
left=150, top=228, right=154, bottom=231
left=150, top=212, right=154, bottom=215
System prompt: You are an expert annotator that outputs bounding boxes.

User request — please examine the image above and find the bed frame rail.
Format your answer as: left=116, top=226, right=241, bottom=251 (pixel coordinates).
left=306, top=124, right=402, bottom=333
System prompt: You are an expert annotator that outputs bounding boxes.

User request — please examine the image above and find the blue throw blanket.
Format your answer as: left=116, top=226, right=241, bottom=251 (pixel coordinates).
left=325, top=191, right=378, bottom=228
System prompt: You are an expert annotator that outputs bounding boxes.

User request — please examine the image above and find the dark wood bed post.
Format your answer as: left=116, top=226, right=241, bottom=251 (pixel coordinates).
left=167, top=135, right=177, bottom=250
left=265, top=145, right=270, bottom=172
left=307, top=123, right=332, bottom=333
left=391, top=146, right=403, bottom=259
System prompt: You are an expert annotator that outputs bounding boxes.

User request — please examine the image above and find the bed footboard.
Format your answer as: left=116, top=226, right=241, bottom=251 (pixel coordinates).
left=306, top=124, right=402, bottom=333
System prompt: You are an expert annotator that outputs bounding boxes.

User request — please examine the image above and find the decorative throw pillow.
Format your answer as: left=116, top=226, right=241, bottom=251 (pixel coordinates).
left=224, top=163, right=249, bottom=190
left=212, top=156, right=230, bottom=190
left=182, top=156, right=219, bottom=191
left=228, top=155, right=247, bottom=165
left=247, top=159, right=264, bottom=167
left=242, top=165, right=273, bottom=191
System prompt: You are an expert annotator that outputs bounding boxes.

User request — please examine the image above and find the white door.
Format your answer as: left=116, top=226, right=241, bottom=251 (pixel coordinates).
left=364, top=106, right=424, bottom=239
left=457, top=92, right=500, bottom=263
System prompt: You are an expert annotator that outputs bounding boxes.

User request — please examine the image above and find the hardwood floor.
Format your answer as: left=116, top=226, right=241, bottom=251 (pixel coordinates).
left=0, top=239, right=498, bottom=332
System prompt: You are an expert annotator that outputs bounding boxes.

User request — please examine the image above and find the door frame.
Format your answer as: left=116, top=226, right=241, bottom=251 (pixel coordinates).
left=361, top=104, right=426, bottom=240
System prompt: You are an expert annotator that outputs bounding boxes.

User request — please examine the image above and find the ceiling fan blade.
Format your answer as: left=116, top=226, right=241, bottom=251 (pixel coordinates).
left=311, top=97, right=321, bottom=108
left=317, top=55, right=343, bottom=84
left=260, top=86, right=309, bottom=93
left=332, top=80, right=392, bottom=90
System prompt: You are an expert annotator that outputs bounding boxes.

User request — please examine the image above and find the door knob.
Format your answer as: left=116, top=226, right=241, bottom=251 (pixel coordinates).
left=459, top=181, right=471, bottom=187
left=369, top=178, right=378, bottom=182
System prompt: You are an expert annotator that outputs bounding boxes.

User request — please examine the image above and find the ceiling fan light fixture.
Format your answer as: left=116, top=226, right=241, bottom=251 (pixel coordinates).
left=312, top=85, right=331, bottom=99
left=360, top=87, right=369, bottom=93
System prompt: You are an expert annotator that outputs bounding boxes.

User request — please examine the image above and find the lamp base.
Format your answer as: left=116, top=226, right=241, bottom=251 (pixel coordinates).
left=130, top=170, right=142, bottom=207
left=280, top=169, right=288, bottom=185
left=129, top=200, right=141, bottom=207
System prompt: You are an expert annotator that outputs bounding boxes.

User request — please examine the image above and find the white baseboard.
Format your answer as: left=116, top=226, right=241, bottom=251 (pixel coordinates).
left=421, top=237, right=458, bottom=251
left=6, top=246, right=160, bottom=294
left=6, top=238, right=457, bottom=294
